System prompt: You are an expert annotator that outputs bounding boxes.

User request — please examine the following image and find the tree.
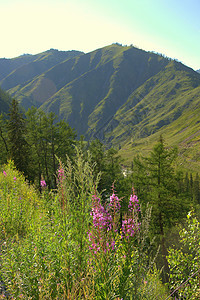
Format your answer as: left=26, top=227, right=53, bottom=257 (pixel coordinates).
left=26, top=107, right=76, bottom=189
left=0, top=113, right=9, bottom=164
left=131, top=136, right=190, bottom=281
left=88, top=139, right=123, bottom=197
left=193, top=173, right=200, bottom=205
left=7, top=99, right=29, bottom=177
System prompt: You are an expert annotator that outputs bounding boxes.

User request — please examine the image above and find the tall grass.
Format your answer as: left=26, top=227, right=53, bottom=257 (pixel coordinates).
left=0, top=152, right=168, bottom=299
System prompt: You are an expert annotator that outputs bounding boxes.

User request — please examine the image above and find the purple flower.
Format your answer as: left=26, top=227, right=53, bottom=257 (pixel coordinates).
left=121, top=217, right=140, bottom=239
left=13, top=177, right=16, bottom=181
left=91, top=196, right=112, bottom=231
left=128, top=194, right=140, bottom=212
left=58, top=164, right=65, bottom=182
left=40, top=179, right=46, bottom=187
left=109, top=193, right=121, bottom=211
left=3, top=170, right=7, bottom=176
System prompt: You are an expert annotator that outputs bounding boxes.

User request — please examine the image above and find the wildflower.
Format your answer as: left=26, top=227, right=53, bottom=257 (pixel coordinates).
left=109, top=193, right=121, bottom=211
left=3, top=170, right=7, bottom=176
left=58, top=163, right=65, bottom=182
left=90, top=196, right=112, bottom=231
left=40, top=179, right=46, bottom=187
left=128, top=194, right=140, bottom=212
left=121, top=216, right=140, bottom=239
left=13, top=177, right=16, bottom=181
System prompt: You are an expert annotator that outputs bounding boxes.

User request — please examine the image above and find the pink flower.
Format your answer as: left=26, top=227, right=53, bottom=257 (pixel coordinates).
left=58, top=164, right=65, bottom=182
left=109, top=193, right=121, bottom=211
left=3, top=171, right=7, bottom=176
left=128, top=194, right=140, bottom=212
left=40, top=180, right=46, bottom=187
left=13, top=177, right=16, bottom=181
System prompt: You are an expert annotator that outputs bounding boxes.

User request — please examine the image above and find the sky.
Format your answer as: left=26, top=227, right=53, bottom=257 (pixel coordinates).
left=0, top=0, right=200, bottom=70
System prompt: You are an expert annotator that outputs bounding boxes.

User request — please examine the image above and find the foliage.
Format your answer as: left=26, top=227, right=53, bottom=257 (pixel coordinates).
left=87, top=139, right=124, bottom=197
left=129, top=137, right=192, bottom=282
left=167, top=211, right=200, bottom=299
left=0, top=153, right=169, bottom=299
left=7, top=99, right=29, bottom=177
left=0, top=104, right=76, bottom=188
left=0, top=87, right=11, bottom=114
left=0, top=160, right=40, bottom=239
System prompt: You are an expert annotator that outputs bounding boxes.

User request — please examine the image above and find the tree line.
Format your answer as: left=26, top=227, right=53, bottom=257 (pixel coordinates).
left=0, top=99, right=123, bottom=192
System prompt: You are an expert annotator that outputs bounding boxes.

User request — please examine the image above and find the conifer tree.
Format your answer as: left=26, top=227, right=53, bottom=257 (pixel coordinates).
left=131, top=136, right=190, bottom=281
left=0, top=113, right=9, bottom=164
left=193, top=173, right=200, bottom=205
left=26, top=107, right=76, bottom=188
left=7, top=99, right=29, bottom=176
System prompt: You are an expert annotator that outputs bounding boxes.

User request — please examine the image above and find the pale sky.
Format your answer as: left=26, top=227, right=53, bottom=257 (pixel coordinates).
left=0, top=0, right=200, bottom=70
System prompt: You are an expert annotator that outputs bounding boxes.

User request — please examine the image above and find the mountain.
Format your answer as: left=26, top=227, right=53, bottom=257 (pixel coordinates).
left=4, top=44, right=173, bottom=132
left=1, top=44, right=200, bottom=171
left=197, top=69, right=200, bottom=74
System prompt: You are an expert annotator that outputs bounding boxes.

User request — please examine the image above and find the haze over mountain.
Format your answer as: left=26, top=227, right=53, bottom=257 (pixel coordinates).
left=1, top=44, right=200, bottom=171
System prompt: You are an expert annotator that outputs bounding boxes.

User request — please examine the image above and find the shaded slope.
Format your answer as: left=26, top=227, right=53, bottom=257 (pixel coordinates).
left=7, top=45, right=125, bottom=109
left=1, top=49, right=83, bottom=91
left=102, top=61, right=200, bottom=146
left=0, top=54, right=38, bottom=81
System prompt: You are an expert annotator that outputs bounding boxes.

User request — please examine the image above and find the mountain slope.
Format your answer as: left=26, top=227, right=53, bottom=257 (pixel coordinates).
left=41, top=45, right=171, bottom=136
left=118, top=84, right=200, bottom=172
left=102, top=61, right=200, bottom=146
left=0, top=49, right=83, bottom=92
left=7, top=45, right=126, bottom=109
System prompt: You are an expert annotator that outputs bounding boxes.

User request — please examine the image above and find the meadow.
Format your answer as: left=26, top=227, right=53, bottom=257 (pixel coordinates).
left=0, top=151, right=199, bottom=299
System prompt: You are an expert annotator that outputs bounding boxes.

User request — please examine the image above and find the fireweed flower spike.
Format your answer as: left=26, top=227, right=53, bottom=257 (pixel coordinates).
left=40, top=180, right=46, bottom=187
left=58, top=163, right=65, bottom=182
left=109, top=193, right=121, bottom=211
left=3, top=170, right=7, bottom=176
left=128, top=194, right=140, bottom=212
left=88, top=195, right=113, bottom=254
left=121, top=191, right=141, bottom=239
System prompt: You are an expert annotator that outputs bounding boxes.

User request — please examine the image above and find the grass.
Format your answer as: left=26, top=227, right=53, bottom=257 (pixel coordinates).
left=0, top=154, right=170, bottom=299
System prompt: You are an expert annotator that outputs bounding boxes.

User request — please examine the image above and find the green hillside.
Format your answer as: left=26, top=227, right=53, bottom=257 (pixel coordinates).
left=103, top=61, right=200, bottom=145
left=41, top=45, right=171, bottom=136
left=1, top=44, right=200, bottom=172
